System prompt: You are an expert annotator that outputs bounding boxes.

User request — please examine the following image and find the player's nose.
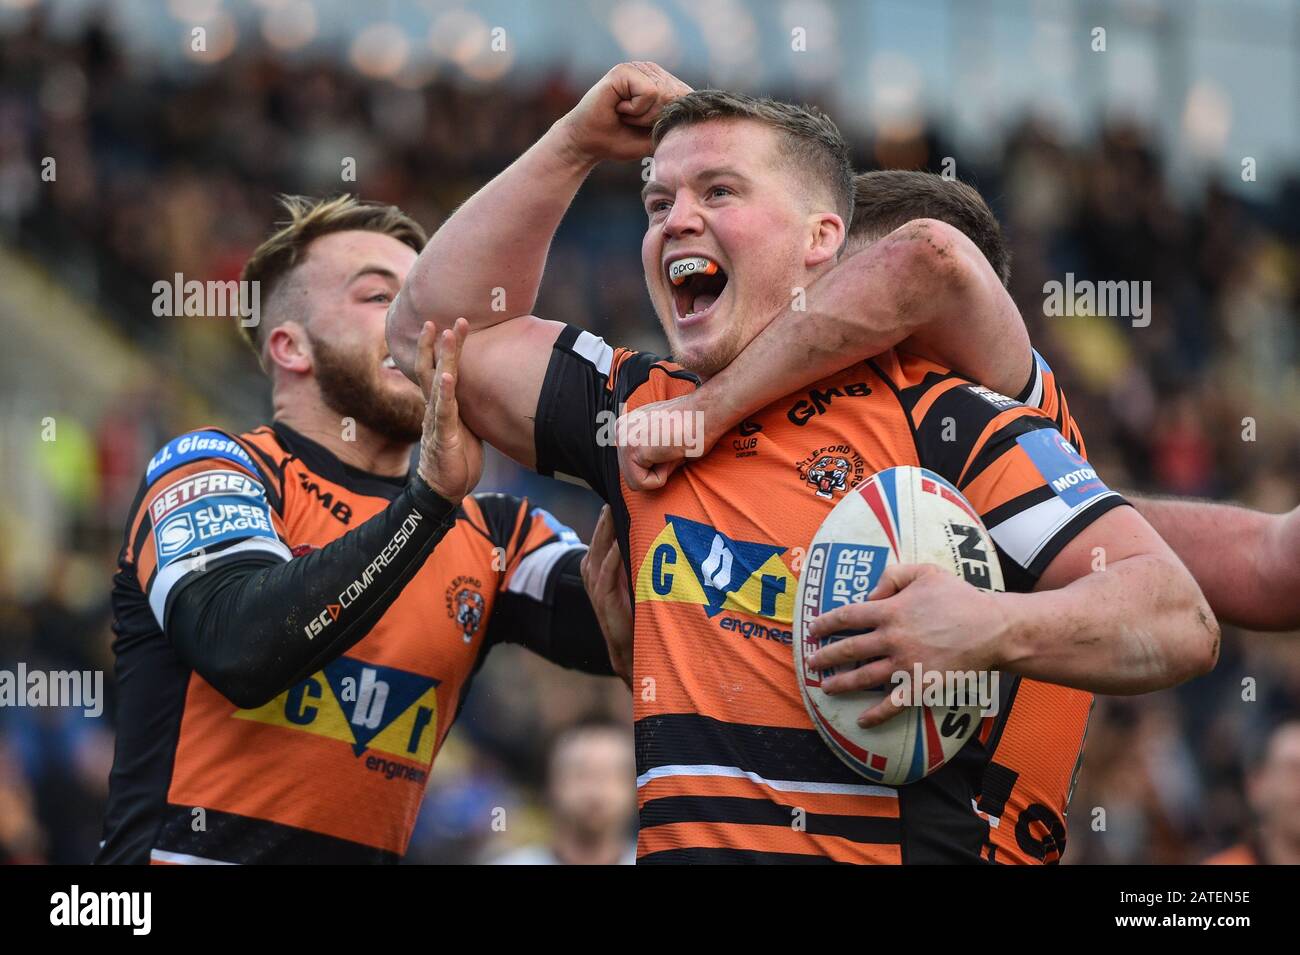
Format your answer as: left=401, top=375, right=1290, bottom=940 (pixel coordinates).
left=661, top=191, right=704, bottom=239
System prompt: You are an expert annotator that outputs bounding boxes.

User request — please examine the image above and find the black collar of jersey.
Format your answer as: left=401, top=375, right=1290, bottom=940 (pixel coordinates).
left=271, top=421, right=412, bottom=501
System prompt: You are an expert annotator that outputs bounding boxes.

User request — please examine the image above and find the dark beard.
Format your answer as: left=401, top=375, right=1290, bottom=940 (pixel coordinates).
left=310, top=334, right=424, bottom=444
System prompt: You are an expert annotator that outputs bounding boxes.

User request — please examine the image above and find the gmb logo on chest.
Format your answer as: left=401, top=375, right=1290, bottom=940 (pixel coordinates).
left=786, top=381, right=873, bottom=426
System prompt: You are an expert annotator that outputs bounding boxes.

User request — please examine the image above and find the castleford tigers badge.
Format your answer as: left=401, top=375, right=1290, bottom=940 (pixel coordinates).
left=795, top=444, right=866, bottom=499
left=445, top=576, right=485, bottom=642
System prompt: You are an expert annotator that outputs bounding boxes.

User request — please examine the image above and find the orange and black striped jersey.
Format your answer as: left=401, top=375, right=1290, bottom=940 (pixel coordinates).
left=535, top=326, right=1124, bottom=864
left=970, top=347, right=1096, bottom=865
left=1017, top=348, right=1086, bottom=457
left=101, top=422, right=604, bottom=864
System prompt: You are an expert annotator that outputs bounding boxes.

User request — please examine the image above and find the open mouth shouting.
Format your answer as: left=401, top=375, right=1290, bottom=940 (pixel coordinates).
left=666, top=254, right=729, bottom=327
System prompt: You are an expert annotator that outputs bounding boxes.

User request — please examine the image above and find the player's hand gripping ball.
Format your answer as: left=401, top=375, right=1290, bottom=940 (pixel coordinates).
left=794, top=466, right=1003, bottom=785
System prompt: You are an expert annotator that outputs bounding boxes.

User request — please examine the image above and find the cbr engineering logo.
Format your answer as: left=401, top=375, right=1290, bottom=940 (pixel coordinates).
left=235, top=657, right=439, bottom=775
left=634, top=515, right=795, bottom=624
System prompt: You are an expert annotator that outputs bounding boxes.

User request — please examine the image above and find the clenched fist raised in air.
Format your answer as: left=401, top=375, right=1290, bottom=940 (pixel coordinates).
left=554, top=61, right=693, bottom=165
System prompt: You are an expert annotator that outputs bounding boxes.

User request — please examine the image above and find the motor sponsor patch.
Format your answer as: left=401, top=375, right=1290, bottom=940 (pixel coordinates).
left=1016, top=429, right=1109, bottom=508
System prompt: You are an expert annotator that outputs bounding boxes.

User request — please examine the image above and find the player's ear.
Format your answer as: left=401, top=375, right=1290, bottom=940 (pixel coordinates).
left=265, top=321, right=312, bottom=376
left=805, top=212, right=845, bottom=269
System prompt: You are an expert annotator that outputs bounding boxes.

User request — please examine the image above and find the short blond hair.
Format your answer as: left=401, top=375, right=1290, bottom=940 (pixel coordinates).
left=239, top=194, right=427, bottom=354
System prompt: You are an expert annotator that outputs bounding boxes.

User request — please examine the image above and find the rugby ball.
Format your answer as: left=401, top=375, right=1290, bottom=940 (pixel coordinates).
left=793, top=466, right=1003, bottom=786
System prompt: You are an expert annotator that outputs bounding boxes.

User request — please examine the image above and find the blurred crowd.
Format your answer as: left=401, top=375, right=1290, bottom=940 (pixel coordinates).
left=1, top=14, right=1297, bottom=864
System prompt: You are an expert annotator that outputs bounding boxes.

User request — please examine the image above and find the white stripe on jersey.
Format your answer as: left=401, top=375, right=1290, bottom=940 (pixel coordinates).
left=1025, top=354, right=1045, bottom=409
left=149, top=848, right=237, bottom=865
left=148, top=536, right=293, bottom=627
left=571, top=330, right=613, bottom=376
left=636, top=764, right=898, bottom=799
left=987, top=490, right=1119, bottom=570
left=507, top=540, right=586, bottom=602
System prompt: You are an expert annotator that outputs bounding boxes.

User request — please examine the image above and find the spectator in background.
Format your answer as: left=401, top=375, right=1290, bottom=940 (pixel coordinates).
left=1205, top=720, right=1300, bottom=864
left=491, top=719, right=636, bottom=865
left=0, top=740, right=44, bottom=864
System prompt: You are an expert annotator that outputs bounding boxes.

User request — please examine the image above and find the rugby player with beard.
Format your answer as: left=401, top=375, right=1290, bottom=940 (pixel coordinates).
left=100, top=195, right=617, bottom=865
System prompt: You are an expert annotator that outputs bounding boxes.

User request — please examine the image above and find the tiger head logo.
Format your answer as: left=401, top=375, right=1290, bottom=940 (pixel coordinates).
left=454, top=587, right=485, bottom=642
left=806, top=454, right=851, bottom=499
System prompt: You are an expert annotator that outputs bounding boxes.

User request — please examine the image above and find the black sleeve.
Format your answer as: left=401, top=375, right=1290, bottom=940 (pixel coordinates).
left=881, top=360, right=1128, bottom=593
left=533, top=324, right=689, bottom=502
left=469, top=491, right=616, bottom=677
left=485, top=548, right=615, bottom=677
left=166, top=475, right=457, bottom=708
left=533, top=325, right=622, bottom=499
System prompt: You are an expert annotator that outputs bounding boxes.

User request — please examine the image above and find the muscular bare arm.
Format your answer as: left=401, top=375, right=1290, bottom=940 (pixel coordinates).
left=387, top=63, right=689, bottom=468
left=1130, top=497, right=1300, bottom=631
left=388, top=128, right=593, bottom=378
left=807, top=505, right=1220, bottom=725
